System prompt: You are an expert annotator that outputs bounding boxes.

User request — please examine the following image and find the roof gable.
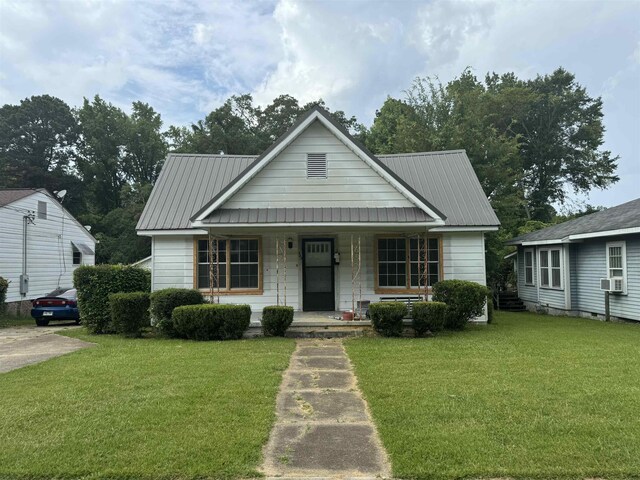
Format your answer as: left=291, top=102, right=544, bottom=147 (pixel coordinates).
left=190, top=106, right=446, bottom=224
left=0, top=188, right=43, bottom=207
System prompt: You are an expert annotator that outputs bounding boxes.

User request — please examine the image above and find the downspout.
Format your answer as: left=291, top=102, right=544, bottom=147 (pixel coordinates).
left=21, top=213, right=34, bottom=297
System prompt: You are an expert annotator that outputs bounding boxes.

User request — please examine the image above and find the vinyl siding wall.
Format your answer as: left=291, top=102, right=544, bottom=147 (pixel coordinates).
left=572, top=235, right=640, bottom=321
left=0, top=192, right=96, bottom=303
left=222, top=120, right=414, bottom=209
left=151, top=231, right=488, bottom=320
left=517, top=245, right=568, bottom=310
left=517, top=246, right=538, bottom=303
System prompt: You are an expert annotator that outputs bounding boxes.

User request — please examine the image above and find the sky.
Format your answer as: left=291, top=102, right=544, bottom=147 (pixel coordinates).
left=0, top=0, right=638, bottom=209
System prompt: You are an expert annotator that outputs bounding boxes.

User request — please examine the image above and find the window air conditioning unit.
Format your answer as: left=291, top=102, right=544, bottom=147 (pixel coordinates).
left=600, top=277, right=624, bottom=293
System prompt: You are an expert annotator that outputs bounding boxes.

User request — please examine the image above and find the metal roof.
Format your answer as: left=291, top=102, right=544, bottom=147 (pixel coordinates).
left=190, top=105, right=447, bottom=222
left=0, top=188, right=44, bottom=207
left=203, top=207, right=433, bottom=224
left=507, top=197, right=640, bottom=244
left=378, top=151, right=500, bottom=227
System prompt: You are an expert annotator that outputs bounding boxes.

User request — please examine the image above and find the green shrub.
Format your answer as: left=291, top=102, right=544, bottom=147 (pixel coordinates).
left=368, top=302, right=408, bottom=337
left=172, top=304, right=251, bottom=341
left=109, top=292, right=150, bottom=337
left=487, top=294, right=494, bottom=324
left=262, top=306, right=294, bottom=336
left=411, top=301, right=447, bottom=336
left=150, top=288, right=204, bottom=337
left=0, top=276, right=8, bottom=315
left=432, top=280, right=490, bottom=330
left=73, top=265, right=151, bottom=334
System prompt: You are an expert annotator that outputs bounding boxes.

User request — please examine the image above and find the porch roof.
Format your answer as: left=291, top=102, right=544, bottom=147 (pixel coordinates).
left=201, top=207, right=434, bottom=225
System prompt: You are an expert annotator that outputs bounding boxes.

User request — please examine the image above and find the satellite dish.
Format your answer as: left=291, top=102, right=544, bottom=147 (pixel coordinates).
left=54, top=189, right=67, bottom=200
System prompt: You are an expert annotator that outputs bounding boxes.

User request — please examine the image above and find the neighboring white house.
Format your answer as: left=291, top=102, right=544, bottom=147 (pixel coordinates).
left=136, top=106, right=500, bottom=320
left=0, top=188, right=96, bottom=306
left=507, top=198, right=640, bottom=322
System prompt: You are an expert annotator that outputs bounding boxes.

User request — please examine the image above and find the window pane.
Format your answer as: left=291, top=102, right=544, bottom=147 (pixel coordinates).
left=541, top=269, right=549, bottom=286
left=524, top=251, right=532, bottom=267
left=540, top=252, right=548, bottom=268
left=551, top=250, right=560, bottom=268
left=378, top=237, right=407, bottom=287
left=552, top=268, right=561, bottom=287
left=610, top=269, right=623, bottom=278
left=229, top=238, right=259, bottom=289
left=525, top=269, right=533, bottom=285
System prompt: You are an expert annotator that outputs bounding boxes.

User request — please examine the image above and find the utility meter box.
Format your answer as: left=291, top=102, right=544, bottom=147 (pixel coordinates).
left=19, top=274, right=29, bottom=295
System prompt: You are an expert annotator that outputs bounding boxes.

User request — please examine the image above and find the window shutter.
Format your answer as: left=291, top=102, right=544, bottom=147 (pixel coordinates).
left=307, top=153, right=327, bottom=179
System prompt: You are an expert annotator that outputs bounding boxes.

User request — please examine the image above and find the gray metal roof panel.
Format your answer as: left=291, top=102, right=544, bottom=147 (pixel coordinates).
left=377, top=151, right=500, bottom=226
left=138, top=148, right=500, bottom=230
left=507, top=198, right=640, bottom=244
left=0, top=188, right=44, bottom=207
left=202, top=207, right=433, bottom=224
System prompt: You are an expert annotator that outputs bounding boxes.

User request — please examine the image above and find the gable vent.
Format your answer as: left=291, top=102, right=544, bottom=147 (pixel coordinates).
left=307, top=153, right=327, bottom=179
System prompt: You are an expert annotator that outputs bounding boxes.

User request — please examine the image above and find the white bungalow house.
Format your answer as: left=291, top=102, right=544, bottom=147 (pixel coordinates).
left=136, top=106, right=499, bottom=320
left=507, top=198, right=640, bottom=322
left=0, top=188, right=96, bottom=311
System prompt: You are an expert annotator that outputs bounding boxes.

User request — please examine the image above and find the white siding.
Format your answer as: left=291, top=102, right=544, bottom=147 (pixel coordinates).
left=222, top=120, right=414, bottom=208
left=0, top=192, right=96, bottom=303
left=151, top=230, right=489, bottom=321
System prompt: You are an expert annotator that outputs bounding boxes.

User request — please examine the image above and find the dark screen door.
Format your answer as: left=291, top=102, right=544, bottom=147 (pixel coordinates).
left=302, top=239, right=335, bottom=311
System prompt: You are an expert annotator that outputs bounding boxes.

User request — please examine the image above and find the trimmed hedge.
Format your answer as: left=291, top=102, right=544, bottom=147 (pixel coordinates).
left=487, top=294, right=495, bottom=324
left=150, top=288, right=204, bottom=337
left=0, top=276, right=8, bottom=315
left=262, top=306, right=294, bottom=337
left=432, top=280, right=490, bottom=330
left=411, top=301, right=447, bottom=336
left=172, top=304, right=251, bottom=341
left=73, top=265, right=151, bottom=334
left=369, top=302, right=408, bottom=337
left=109, top=292, right=150, bottom=337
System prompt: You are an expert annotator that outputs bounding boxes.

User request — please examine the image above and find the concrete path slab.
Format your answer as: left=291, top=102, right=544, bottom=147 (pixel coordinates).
left=261, top=339, right=391, bottom=478
left=0, top=326, right=93, bottom=373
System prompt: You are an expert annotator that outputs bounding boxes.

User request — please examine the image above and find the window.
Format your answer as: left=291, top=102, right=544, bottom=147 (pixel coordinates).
left=606, top=241, right=627, bottom=293
left=195, top=238, right=261, bottom=292
left=307, top=153, right=327, bottom=179
left=72, top=244, right=82, bottom=265
left=539, top=247, right=562, bottom=289
left=376, top=236, right=441, bottom=291
left=37, top=201, right=47, bottom=219
left=524, top=249, right=534, bottom=285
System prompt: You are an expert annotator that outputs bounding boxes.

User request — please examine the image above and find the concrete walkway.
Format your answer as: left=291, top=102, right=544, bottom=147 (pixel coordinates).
left=262, top=339, right=391, bottom=479
left=0, top=325, right=93, bottom=373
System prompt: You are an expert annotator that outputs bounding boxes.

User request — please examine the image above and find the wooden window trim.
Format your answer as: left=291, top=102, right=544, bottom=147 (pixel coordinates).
left=193, top=236, right=263, bottom=295
left=373, top=234, right=443, bottom=294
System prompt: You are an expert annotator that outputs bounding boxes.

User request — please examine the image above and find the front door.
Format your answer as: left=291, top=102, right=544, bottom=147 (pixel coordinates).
left=302, top=239, right=335, bottom=311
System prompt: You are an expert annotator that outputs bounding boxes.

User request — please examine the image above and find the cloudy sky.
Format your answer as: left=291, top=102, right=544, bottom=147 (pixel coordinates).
left=1, top=0, right=638, bottom=208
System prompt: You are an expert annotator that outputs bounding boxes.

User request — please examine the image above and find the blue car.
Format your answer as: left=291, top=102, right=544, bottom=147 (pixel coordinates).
left=31, top=288, right=80, bottom=327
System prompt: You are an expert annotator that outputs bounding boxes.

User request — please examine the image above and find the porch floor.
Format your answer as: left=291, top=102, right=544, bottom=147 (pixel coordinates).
left=250, top=311, right=370, bottom=327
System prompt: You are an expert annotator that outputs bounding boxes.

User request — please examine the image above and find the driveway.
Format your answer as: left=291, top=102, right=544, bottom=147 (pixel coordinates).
left=0, top=324, right=94, bottom=373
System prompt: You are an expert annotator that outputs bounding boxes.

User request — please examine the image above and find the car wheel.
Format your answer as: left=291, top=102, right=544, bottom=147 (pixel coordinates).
left=35, top=318, right=50, bottom=327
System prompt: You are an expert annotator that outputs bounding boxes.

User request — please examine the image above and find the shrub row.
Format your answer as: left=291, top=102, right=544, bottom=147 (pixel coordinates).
left=262, top=306, right=294, bottom=336
left=172, top=304, right=251, bottom=340
left=150, top=288, right=204, bottom=336
left=109, top=292, right=150, bottom=338
left=369, top=280, right=490, bottom=337
left=73, top=265, right=150, bottom=333
left=0, top=276, right=8, bottom=315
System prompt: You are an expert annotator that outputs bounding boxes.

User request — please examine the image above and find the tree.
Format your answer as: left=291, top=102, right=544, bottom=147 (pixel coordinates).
left=76, top=96, right=129, bottom=214
left=0, top=95, right=85, bottom=212
left=124, top=102, right=167, bottom=184
left=508, top=68, right=619, bottom=221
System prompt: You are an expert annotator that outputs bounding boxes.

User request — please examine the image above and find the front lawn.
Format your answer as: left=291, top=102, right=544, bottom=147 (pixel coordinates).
left=0, top=314, right=34, bottom=328
left=0, top=330, right=295, bottom=479
left=346, top=312, right=640, bottom=479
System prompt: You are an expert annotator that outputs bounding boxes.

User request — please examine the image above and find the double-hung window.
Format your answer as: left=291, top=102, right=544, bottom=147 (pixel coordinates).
left=524, top=249, right=534, bottom=285
left=195, top=238, right=261, bottom=292
left=376, top=236, right=441, bottom=291
left=539, top=247, right=562, bottom=289
left=606, top=241, right=627, bottom=293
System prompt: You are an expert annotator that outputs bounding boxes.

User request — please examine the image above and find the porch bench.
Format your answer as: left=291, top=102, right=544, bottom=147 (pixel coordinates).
left=379, top=296, right=424, bottom=316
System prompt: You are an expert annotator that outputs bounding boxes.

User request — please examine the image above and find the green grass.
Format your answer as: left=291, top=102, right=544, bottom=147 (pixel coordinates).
left=345, top=311, right=640, bottom=479
left=0, top=330, right=295, bottom=479
left=0, top=314, right=34, bottom=328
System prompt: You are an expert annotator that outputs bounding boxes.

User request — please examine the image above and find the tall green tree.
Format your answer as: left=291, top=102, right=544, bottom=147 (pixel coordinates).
left=124, top=102, right=167, bottom=184
left=0, top=95, right=85, bottom=212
